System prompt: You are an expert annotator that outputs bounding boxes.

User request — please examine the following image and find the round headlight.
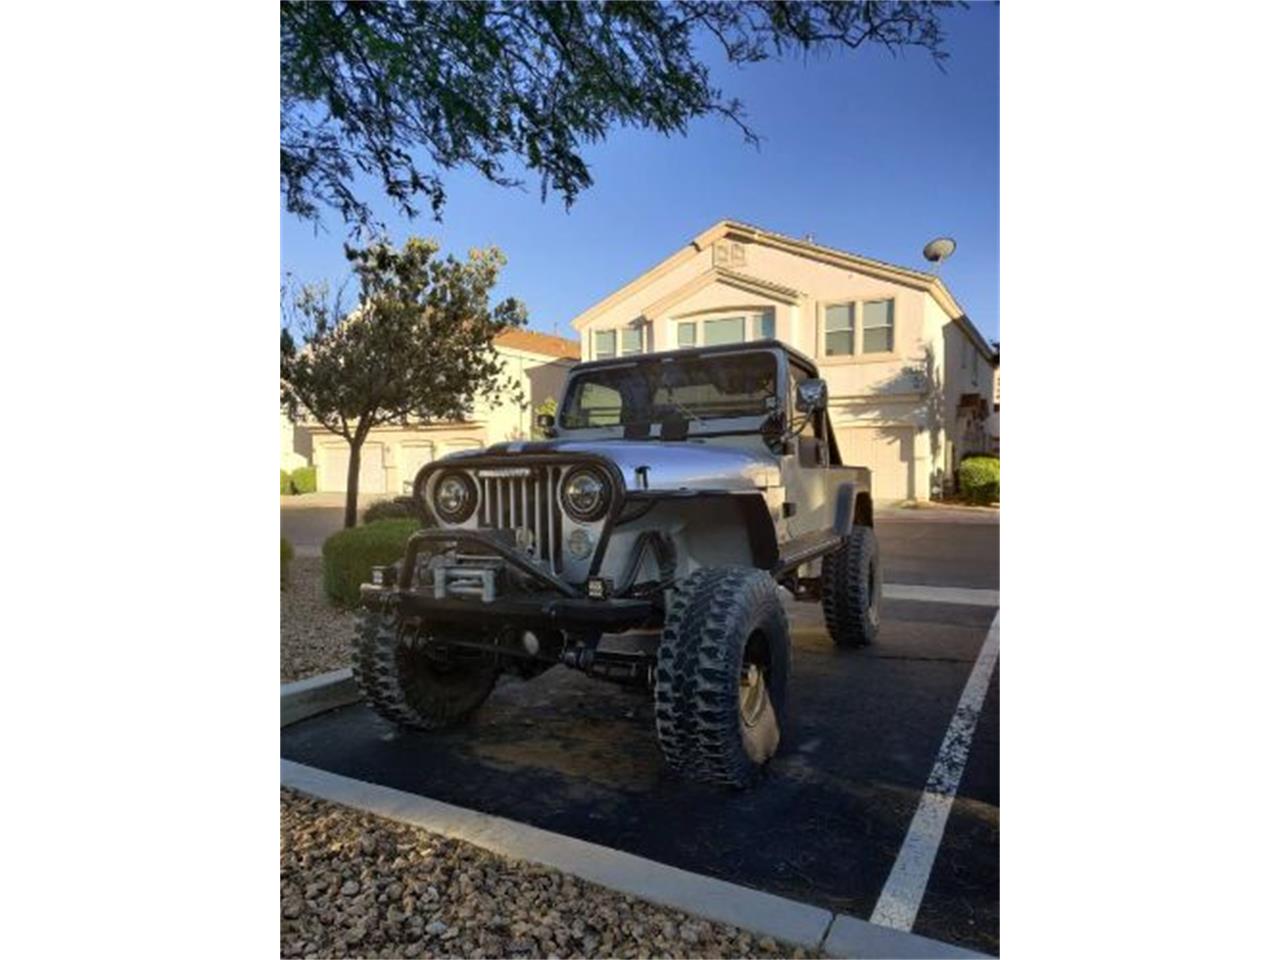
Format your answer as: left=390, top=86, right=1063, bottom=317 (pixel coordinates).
left=433, top=471, right=477, bottom=523
left=560, top=466, right=611, bottom=522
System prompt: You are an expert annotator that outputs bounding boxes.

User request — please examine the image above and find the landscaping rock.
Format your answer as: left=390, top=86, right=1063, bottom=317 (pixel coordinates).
left=281, top=788, right=811, bottom=958
left=281, top=556, right=357, bottom=683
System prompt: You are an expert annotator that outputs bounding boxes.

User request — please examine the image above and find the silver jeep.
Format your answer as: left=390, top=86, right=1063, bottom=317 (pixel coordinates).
left=354, top=340, right=881, bottom=787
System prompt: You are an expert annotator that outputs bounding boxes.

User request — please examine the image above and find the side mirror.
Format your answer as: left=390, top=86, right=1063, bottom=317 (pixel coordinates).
left=795, top=378, right=828, bottom=413
left=535, top=412, right=557, bottom=436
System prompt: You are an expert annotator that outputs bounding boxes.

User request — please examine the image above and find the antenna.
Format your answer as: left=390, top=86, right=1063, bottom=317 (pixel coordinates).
left=923, top=236, right=957, bottom=276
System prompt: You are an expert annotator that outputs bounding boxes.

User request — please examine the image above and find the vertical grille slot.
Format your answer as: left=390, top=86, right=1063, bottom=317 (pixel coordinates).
left=476, top=468, right=564, bottom=573
left=550, top=467, right=563, bottom=572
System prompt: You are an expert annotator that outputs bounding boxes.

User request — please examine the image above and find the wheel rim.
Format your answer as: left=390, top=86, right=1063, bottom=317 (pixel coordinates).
left=740, top=662, right=769, bottom=727
left=739, top=631, right=781, bottom=765
left=866, top=558, right=881, bottom=628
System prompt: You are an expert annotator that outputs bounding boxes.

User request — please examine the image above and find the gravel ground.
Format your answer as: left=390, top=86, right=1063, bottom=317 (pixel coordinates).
left=281, top=789, right=812, bottom=959
left=282, top=556, right=355, bottom=683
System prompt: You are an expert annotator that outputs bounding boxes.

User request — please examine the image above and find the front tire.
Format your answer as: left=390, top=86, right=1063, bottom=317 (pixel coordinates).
left=821, top=525, right=882, bottom=647
left=352, top=607, right=498, bottom=730
left=654, top=567, right=791, bottom=788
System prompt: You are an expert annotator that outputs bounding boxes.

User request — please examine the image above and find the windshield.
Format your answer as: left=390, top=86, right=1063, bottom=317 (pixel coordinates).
left=560, top=352, right=779, bottom=429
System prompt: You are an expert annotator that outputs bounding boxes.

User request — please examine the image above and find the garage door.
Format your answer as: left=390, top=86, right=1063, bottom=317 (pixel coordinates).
left=840, top=426, right=916, bottom=501
left=318, top=446, right=346, bottom=493
left=359, top=443, right=385, bottom=494
left=399, top=443, right=435, bottom=493
left=318, top=443, right=386, bottom=494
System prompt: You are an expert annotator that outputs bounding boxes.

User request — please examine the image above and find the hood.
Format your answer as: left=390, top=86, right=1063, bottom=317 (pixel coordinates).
left=447, top=439, right=780, bottom=493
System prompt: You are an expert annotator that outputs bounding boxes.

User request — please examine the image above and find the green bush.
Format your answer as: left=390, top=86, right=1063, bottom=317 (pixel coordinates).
left=363, top=497, right=425, bottom=525
left=290, top=465, right=317, bottom=494
left=281, top=536, right=294, bottom=586
left=322, top=519, right=418, bottom=608
left=280, top=469, right=293, bottom=495
left=958, top=456, right=1000, bottom=505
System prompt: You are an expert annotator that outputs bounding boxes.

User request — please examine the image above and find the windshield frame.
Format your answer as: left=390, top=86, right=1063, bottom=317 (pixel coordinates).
left=557, top=346, right=790, bottom=439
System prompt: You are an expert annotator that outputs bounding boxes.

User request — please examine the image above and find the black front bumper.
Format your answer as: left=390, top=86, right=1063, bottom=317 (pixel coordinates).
left=368, top=526, right=661, bottom=633
left=358, top=584, right=657, bottom=631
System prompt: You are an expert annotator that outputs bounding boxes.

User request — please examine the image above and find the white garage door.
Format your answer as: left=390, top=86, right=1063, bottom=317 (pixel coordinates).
left=359, top=442, right=386, bottom=494
left=840, top=427, right=916, bottom=501
left=319, top=443, right=386, bottom=494
left=319, top=446, right=347, bottom=493
left=399, top=443, right=435, bottom=493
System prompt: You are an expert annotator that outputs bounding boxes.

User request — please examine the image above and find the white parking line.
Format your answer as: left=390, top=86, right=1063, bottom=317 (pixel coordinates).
left=870, top=609, right=1000, bottom=931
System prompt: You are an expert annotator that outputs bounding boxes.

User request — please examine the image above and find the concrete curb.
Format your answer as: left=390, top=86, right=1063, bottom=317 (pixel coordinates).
left=824, top=914, right=988, bottom=958
left=280, top=668, right=361, bottom=727
left=882, top=584, right=999, bottom=607
left=280, top=759, right=990, bottom=958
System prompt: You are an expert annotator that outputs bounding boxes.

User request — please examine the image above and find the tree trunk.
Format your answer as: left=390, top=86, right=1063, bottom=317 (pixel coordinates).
left=344, top=439, right=362, bottom=528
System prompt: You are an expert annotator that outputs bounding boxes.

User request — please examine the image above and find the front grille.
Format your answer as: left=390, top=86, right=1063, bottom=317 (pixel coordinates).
left=476, top=467, right=565, bottom=573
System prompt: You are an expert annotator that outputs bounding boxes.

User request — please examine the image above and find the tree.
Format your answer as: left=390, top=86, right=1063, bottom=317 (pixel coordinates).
left=281, top=237, right=527, bottom=528
left=281, top=1, right=954, bottom=229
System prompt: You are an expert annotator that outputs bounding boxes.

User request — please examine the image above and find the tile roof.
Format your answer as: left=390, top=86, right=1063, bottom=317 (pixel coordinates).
left=495, top=328, right=580, bottom=360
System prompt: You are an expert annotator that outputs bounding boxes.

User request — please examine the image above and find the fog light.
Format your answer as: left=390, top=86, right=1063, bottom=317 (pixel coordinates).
left=587, top=577, right=612, bottom=600
left=521, top=630, right=540, bottom=656
left=566, top=527, right=594, bottom=560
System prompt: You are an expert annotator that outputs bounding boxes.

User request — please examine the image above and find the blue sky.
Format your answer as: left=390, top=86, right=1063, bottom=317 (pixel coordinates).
left=281, top=3, right=998, bottom=344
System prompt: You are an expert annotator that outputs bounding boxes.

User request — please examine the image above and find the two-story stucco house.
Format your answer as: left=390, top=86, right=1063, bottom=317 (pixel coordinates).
left=569, top=220, right=997, bottom=502
left=292, top=329, right=579, bottom=495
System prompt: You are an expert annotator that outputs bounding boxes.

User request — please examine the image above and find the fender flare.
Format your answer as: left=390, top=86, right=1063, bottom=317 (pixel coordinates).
left=833, top=483, right=874, bottom=535
left=618, top=490, right=779, bottom=571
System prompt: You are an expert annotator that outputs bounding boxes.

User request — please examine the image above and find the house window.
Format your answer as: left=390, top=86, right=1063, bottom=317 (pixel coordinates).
left=862, top=300, right=894, bottom=353
left=620, top=326, right=644, bottom=356
left=594, top=330, right=616, bottom=360
left=676, top=310, right=773, bottom=348
left=703, top=316, right=746, bottom=345
left=595, top=327, right=644, bottom=358
left=969, top=342, right=978, bottom=384
left=824, top=304, right=854, bottom=356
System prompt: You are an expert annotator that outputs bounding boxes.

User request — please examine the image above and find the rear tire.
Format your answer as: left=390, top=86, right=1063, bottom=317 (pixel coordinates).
left=352, top=607, right=498, bottom=730
left=654, top=567, right=791, bottom=788
left=821, top=525, right=882, bottom=647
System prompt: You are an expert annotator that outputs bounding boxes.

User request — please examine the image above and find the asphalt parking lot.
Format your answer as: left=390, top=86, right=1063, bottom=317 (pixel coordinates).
left=281, top=508, right=999, bottom=955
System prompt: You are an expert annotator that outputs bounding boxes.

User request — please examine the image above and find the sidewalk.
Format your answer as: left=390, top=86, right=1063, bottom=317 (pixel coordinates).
left=878, top=501, right=1000, bottom=524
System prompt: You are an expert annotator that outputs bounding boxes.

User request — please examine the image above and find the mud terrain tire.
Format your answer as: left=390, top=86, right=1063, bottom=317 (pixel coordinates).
left=654, top=567, right=791, bottom=788
left=821, top=525, right=882, bottom=647
left=352, top=607, right=498, bottom=730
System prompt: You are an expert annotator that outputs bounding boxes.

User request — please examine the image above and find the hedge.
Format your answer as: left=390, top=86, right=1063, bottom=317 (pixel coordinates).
left=281, top=536, right=294, bottom=586
left=363, top=497, right=425, bottom=525
left=958, top=456, right=1000, bottom=505
left=280, top=469, right=293, bottom=495
left=322, top=518, right=419, bottom=608
left=290, top=465, right=317, bottom=494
